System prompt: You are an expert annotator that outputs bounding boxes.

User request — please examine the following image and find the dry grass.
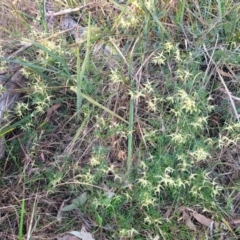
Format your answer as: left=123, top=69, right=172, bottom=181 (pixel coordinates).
left=0, top=0, right=38, bottom=39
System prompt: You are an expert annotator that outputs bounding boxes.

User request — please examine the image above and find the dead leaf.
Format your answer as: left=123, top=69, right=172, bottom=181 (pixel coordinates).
left=57, top=227, right=95, bottom=240
left=192, top=212, right=213, bottom=227
left=163, top=206, right=173, bottom=218
left=182, top=210, right=196, bottom=231
left=117, top=150, right=126, bottom=161
left=153, top=235, right=160, bottom=240
left=186, top=208, right=220, bottom=229
left=230, top=219, right=240, bottom=225
left=102, top=182, right=115, bottom=199
left=46, top=104, right=61, bottom=120
left=217, top=68, right=233, bottom=78
left=75, top=226, right=95, bottom=240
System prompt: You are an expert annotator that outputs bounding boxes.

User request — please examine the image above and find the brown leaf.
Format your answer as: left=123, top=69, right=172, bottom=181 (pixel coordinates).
left=217, top=68, right=233, bottom=78
left=192, top=212, right=213, bottom=227
left=117, top=150, right=126, bottom=161
left=182, top=211, right=196, bottom=231
left=46, top=104, right=61, bottom=120
left=163, top=206, right=173, bottom=218
left=230, top=219, right=240, bottom=225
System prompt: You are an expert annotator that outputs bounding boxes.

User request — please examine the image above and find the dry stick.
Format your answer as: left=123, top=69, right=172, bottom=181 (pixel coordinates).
left=229, top=95, right=240, bottom=102
left=8, top=43, right=32, bottom=60
left=219, top=88, right=240, bottom=102
left=133, top=50, right=156, bottom=116
left=47, top=2, right=96, bottom=17
left=132, top=50, right=157, bottom=153
left=134, top=50, right=156, bottom=78
left=26, top=191, right=39, bottom=240
left=0, top=86, right=70, bottom=94
left=18, top=138, right=31, bottom=169
left=203, top=34, right=219, bottom=88
left=215, top=69, right=240, bottom=122
left=203, top=44, right=240, bottom=123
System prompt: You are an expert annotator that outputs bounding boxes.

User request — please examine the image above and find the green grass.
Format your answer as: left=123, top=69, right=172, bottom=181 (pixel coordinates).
left=18, top=198, right=25, bottom=240
left=0, top=0, right=240, bottom=239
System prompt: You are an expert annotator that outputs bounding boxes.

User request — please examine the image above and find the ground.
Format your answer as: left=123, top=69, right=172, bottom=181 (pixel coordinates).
left=0, top=0, right=240, bottom=239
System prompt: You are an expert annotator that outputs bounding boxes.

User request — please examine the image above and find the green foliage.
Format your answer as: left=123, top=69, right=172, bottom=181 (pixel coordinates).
left=1, top=0, right=240, bottom=239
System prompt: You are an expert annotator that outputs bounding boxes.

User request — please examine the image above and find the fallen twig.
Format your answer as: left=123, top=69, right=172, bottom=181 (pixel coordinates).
left=47, top=2, right=95, bottom=17
left=203, top=43, right=240, bottom=123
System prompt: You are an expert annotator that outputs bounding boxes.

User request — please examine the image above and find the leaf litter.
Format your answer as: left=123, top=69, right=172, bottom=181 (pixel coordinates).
left=57, top=226, right=95, bottom=240
left=180, top=207, right=220, bottom=231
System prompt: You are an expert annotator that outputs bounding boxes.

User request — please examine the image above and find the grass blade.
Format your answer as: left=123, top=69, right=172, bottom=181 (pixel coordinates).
left=76, top=12, right=91, bottom=117
left=70, top=87, right=128, bottom=124
left=0, top=111, right=39, bottom=137
left=65, top=113, right=90, bottom=155
left=0, top=57, right=58, bottom=82
left=0, top=57, right=58, bottom=74
left=175, top=0, right=187, bottom=25
left=18, top=198, right=25, bottom=240
left=29, top=40, right=70, bottom=76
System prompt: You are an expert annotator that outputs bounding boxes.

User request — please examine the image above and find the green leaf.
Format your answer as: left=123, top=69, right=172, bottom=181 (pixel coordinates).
left=96, top=214, right=103, bottom=227
left=72, top=192, right=87, bottom=206
left=60, top=203, right=77, bottom=212
left=61, top=193, right=87, bottom=212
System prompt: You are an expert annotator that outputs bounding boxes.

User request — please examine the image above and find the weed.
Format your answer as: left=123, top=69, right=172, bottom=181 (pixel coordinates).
left=0, top=0, right=240, bottom=239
